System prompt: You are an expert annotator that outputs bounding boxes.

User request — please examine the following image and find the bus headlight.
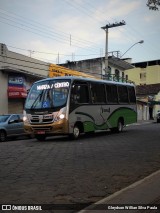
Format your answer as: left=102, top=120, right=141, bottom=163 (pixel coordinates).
left=55, top=113, right=65, bottom=122
left=59, top=114, right=65, bottom=119
left=23, top=116, right=28, bottom=122
left=23, top=111, right=28, bottom=122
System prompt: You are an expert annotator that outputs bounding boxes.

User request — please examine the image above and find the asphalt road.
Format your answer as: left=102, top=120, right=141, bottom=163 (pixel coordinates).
left=0, top=122, right=160, bottom=211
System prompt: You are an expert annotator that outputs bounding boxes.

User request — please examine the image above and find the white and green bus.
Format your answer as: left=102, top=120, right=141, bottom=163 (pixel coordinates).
left=23, top=76, right=137, bottom=141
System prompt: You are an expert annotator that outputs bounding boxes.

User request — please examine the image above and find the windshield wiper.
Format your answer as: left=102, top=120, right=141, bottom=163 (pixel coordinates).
left=30, top=91, right=44, bottom=109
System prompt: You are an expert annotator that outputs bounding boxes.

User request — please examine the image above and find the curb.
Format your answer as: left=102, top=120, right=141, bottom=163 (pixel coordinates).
left=78, top=169, right=160, bottom=212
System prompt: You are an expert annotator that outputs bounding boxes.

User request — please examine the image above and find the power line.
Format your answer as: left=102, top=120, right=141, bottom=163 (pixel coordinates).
left=1, top=3, right=158, bottom=61
left=63, top=0, right=105, bottom=24
left=0, top=8, right=101, bottom=50
left=7, top=45, right=102, bottom=57
left=0, top=18, right=101, bottom=53
left=67, top=0, right=159, bottom=57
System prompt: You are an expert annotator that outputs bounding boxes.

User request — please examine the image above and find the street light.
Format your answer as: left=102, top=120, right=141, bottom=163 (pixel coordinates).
left=120, top=40, right=144, bottom=58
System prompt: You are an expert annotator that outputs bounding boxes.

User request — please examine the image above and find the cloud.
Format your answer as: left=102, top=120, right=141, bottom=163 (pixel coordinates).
left=105, top=0, right=141, bottom=18
left=2, top=0, right=159, bottom=63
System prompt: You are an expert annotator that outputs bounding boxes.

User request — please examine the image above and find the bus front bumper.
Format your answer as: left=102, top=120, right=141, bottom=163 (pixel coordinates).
left=24, top=119, right=69, bottom=136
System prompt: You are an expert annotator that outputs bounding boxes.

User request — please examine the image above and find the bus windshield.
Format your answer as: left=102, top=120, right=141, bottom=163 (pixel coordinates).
left=25, top=80, right=70, bottom=109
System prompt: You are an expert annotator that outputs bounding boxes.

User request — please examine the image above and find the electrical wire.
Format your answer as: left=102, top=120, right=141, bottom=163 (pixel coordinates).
left=0, top=2, right=159, bottom=61
left=0, top=8, right=101, bottom=51
left=0, top=19, right=101, bottom=54
left=7, top=44, right=102, bottom=57
left=0, top=7, right=99, bottom=46
left=65, top=0, right=159, bottom=57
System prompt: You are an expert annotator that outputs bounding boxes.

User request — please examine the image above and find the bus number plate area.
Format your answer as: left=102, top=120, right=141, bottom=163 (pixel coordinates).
left=36, top=131, right=45, bottom=134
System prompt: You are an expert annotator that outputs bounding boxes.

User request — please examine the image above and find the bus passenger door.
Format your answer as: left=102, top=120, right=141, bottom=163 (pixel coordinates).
left=90, top=83, right=108, bottom=130
left=100, top=105, right=112, bottom=129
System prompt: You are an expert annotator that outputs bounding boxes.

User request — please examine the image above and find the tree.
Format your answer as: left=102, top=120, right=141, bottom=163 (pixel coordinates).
left=147, top=0, right=160, bottom=10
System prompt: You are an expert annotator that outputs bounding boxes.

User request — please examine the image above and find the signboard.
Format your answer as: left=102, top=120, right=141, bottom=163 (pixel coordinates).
left=8, top=91, right=27, bottom=98
left=49, top=64, right=98, bottom=79
left=8, top=75, right=27, bottom=98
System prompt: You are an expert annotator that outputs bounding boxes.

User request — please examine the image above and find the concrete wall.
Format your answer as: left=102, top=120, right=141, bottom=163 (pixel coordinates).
left=62, top=58, right=102, bottom=79
left=154, top=92, right=160, bottom=117
left=0, top=71, right=8, bottom=114
left=62, top=57, right=128, bottom=79
left=0, top=44, right=49, bottom=77
left=137, top=103, right=149, bottom=121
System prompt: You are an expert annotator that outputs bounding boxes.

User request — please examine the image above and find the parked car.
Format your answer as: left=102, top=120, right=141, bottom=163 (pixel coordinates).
left=156, top=111, right=160, bottom=123
left=0, top=114, right=32, bottom=142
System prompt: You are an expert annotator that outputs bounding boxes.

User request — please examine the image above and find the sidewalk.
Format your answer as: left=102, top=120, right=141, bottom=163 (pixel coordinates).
left=126, top=120, right=155, bottom=127
left=136, top=120, right=155, bottom=125
left=78, top=170, right=160, bottom=213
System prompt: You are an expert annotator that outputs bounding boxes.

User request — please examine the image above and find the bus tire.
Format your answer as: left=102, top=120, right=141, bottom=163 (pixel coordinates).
left=116, top=119, right=124, bottom=133
left=35, top=135, right=46, bottom=141
left=0, top=130, right=7, bottom=142
left=69, top=125, right=80, bottom=140
left=110, top=119, right=124, bottom=133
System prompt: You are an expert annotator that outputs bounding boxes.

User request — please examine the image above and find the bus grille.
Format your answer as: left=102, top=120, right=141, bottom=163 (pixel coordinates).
left=30, top=114, right=53, bottom=124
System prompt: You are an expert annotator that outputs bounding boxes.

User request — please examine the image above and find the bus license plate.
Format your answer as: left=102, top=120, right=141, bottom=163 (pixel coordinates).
left=37, top=131, right=45, bottom=134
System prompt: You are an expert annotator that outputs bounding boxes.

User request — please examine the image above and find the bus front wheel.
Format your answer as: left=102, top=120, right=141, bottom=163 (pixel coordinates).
left=69, top=125, right=80, bottom=140
left=35, top=134, right=46, bottom=141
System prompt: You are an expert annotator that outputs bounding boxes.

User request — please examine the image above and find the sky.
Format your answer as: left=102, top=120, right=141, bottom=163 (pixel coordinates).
left=0, top=0, right=160, bottom=64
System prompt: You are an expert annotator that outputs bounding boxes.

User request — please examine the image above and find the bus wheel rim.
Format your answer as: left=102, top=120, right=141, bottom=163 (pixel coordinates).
left=118, top=122, right=123, bottom=132
left=74, top=127, right=79, bottom=137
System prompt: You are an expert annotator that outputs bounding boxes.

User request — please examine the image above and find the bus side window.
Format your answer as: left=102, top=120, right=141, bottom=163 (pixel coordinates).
left=70, top=85, right=77, bottom=103
left=91, top=83, right=106, bottom=103
left=106, top=84, right=118, bottom=103
left=128, top=86, right=136, bottom=103
left=71, top=84, right=89, bottom=104
left=118, top=85, right=129, bottom=103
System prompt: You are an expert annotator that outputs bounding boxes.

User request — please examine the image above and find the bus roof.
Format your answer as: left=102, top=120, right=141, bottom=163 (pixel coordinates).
left=33, top=76, right=135, bottom=87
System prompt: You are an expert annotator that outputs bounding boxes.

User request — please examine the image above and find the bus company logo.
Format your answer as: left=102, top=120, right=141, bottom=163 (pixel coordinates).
left=2, top=205, right=11, bottom=210
left=39, top=115, right=43, bottom=123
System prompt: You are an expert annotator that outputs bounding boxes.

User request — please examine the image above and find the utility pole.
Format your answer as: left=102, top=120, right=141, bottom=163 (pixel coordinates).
left=28, top=50, right=35, bottom=57
left=57, top=52, right=59, bottom=64
left=101, top=21, right=126, bottom=79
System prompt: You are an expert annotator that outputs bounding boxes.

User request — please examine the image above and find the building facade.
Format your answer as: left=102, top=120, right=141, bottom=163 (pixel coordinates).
left=0, top=43, right=49, bottom=114
left=125, top=60, right=160, bottom=120
left=61, top=54, right=133, bottom=81
left=2, top=43, right=159, bottom=121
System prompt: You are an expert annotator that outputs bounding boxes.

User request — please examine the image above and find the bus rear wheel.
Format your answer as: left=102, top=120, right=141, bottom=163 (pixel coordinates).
left=116, top=119, right=124, bottom=133
left=110, top=119, right=124, bottom=133
left=35, top=134, right=46, bottom=141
